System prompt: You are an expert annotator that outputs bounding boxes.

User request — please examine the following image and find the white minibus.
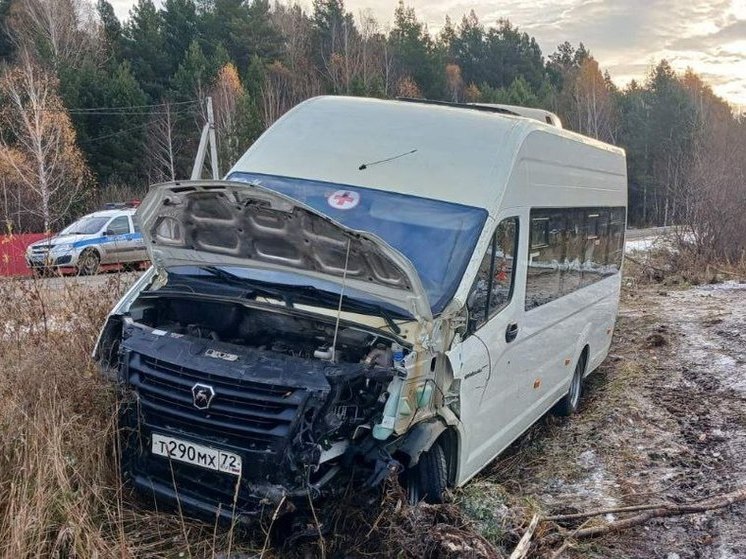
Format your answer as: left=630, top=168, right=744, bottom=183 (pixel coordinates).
left=96, top=96, right=627, bottom=518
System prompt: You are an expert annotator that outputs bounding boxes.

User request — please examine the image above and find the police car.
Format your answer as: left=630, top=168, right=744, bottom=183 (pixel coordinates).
left=26, top=203, right=148, bottom=275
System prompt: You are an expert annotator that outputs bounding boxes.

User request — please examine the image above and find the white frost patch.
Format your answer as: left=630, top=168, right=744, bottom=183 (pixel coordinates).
left=625, top=237, right=659, bottom=253
left=2, top=316, right=76, bottom=341
left=544, top=449, right=620, bottom=511
left=695, top=280, right=746, bottom=292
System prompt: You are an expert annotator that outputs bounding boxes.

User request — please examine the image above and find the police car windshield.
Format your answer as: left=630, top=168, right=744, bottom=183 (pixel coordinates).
left=61, top=216, right=109, bottom=235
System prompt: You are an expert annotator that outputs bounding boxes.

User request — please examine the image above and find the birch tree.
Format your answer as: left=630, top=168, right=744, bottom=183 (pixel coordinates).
left=145, top=101, right=178, bottom=183
left=0, top=53, right=91, bottom=231
left=7, top=0, right=95, bottom=70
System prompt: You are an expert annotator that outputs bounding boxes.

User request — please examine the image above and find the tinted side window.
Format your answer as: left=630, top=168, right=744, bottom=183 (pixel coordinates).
left=107, top=216, right=130, bottom=235
left=526, top=209, right=563, bottom=309
left=607, top=207, right=626, bottom=273
left=132, top=216, right=141, bottom=234
left=526, top=206, right=625, bottom=310
left=467, top=217, right=519, bottom=330
left=580, top=209, right=609, bottom=287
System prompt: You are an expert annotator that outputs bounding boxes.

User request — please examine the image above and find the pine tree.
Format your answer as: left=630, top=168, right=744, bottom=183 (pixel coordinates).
left=161, top=0, right=198, bottom=74
left=60, top=58, right=149, bottom=185
left=97, top=0, right=122, bottom=53
left=121, top=0, right=170, bottom=101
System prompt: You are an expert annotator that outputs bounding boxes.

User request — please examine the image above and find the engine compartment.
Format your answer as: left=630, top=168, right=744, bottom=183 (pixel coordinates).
left=130, top=294, right=397, bottom=366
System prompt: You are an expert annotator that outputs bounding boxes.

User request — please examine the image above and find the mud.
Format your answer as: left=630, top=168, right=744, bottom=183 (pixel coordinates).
left=464, top=282, right=746, bottom=558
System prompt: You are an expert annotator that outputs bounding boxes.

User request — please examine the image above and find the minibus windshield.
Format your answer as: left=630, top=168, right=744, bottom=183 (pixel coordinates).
left=228, top=172, right=488, bottom=314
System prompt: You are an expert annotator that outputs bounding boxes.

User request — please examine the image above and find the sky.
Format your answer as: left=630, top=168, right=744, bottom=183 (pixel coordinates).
left=111, top=0, right=746, bottom=108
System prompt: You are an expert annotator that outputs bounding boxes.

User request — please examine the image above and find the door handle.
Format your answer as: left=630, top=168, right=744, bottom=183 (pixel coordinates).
left=505, top=323, right=519, bottom=343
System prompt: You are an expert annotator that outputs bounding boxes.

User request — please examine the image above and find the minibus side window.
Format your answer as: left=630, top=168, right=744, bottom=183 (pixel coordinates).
left=467, top=217, right=519, bottom=331
left=607, top=208, right=626, bottom=272
left=527, top=206, right=626, bottom=310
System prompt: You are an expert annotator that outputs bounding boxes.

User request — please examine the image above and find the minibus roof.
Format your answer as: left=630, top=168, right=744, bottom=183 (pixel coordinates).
left=228, top=96, right=625, bottom=210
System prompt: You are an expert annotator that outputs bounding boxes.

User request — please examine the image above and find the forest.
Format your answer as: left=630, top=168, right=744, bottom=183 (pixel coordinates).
left=0, top=0, right=744, bottom=261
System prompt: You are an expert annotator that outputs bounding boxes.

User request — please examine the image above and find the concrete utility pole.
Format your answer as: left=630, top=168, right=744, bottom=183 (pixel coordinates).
left=191, top=96, right=220, bottom=180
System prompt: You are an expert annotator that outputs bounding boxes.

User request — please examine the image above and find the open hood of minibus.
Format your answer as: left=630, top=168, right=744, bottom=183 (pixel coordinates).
left=137, top=180, right=433, bottom=322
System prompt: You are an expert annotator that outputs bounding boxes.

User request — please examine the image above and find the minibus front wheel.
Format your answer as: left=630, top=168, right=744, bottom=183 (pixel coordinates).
left=405, top=441, right=448, bottom=505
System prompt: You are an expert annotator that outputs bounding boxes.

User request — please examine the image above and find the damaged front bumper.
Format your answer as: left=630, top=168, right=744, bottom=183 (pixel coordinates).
left=117, top=323, right=401, bottom=520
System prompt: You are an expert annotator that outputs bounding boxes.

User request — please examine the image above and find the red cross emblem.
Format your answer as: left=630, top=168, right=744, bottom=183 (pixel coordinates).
left=327, top=189, right=360, bottom=210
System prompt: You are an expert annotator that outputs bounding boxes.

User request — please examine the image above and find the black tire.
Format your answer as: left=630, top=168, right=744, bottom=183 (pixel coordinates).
left=406, top=441, right=448, bottom=505
left=77, top=249, right=100, bottom=276
left=554, top=352, right=587, bottom=417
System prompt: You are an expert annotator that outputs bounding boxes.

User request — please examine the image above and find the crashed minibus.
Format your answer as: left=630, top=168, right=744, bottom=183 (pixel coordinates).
left=95, top=96, right=627, bottom=519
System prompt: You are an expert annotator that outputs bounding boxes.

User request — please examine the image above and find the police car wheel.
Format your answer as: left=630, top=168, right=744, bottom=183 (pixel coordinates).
left=77, top=249, right=100, bottom=275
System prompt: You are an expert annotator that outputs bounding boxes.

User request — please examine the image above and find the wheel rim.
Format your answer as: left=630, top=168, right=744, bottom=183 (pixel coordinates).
left=80, top=253, right=98, bottom=274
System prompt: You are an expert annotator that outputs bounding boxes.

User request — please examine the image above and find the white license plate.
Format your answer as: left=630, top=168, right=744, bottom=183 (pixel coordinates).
left=151, top=433, right=242, bottom=476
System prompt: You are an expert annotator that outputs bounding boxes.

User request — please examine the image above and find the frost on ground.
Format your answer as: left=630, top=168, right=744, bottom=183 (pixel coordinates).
left=459, top=281, right=746, bottom=558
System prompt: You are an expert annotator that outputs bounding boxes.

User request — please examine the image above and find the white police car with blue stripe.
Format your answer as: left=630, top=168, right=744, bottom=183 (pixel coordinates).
left=26, top=205, right=148, bottom=275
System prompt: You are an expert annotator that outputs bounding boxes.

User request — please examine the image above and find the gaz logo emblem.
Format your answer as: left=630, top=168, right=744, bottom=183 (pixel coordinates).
left=191, top=383, right=215, bottom=410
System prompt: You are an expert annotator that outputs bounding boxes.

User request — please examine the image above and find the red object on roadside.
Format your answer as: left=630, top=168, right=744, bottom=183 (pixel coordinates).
left=0, top=233, right=49, bottom=277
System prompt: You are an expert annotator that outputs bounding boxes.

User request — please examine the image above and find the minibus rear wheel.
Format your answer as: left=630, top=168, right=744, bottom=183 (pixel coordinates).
left=406, top=441, right=448, bottom=505
left=554, top=350, right=587, bottom=416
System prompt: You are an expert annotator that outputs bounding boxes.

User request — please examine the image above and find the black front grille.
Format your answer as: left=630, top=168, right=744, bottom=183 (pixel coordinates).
left=126, top=351, right=309, bottom=453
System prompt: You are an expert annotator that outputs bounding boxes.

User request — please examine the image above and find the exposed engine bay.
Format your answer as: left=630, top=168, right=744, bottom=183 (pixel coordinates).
left=135, top=295, right=395, bottom=366
left=110, top=291, right=432, bottom=519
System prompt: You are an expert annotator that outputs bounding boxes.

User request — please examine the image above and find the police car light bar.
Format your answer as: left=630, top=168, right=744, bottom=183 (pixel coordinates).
left=103, top=199, right=142, bottom=210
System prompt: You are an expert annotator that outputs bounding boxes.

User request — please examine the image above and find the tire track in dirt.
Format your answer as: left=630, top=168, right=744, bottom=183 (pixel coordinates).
left=650, top=283, right=746, bottom=559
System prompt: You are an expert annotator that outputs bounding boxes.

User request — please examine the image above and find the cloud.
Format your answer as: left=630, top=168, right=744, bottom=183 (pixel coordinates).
left=111, top=0, right=746, bottom=106
left=668, top=19, right=746, bottom=50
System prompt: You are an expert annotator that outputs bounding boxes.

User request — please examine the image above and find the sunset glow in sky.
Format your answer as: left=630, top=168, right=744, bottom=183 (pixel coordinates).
left=113, top=0, right=746, bottom=108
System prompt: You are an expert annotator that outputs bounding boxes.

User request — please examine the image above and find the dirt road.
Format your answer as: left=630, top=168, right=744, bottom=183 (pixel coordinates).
left=464, top=281, right=746, bottom=558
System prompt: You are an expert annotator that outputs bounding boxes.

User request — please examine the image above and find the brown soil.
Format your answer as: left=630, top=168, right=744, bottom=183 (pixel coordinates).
left=461, top=281, right=746, bottom=558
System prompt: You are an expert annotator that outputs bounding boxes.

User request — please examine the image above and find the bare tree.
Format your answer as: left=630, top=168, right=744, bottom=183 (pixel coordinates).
left=261, top=61, right=293, bottom=127
left=7, top=0, right=97, bottom=70
left=211, top=63, right=250, bottom=169
left=445, top=63, right=464, bottom=102
left=0, top=52, right=91, bottom=231
left=145, top=102, right=179, bottom=184
left=675, top=74, right=746, bottom=263
left=573, top=58, right=617, bottom=143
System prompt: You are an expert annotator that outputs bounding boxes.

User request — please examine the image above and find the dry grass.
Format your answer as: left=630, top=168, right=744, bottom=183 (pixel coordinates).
left=0, top=274, right=506, bottom=558
left=624, top=234, right=746, bottom=288
left=0, top=275, right=262, bottom=558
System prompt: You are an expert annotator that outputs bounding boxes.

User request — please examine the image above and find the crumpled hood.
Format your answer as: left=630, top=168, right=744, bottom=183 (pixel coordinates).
left=136, top=180, right=433, bottom=322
